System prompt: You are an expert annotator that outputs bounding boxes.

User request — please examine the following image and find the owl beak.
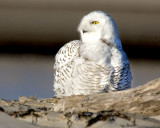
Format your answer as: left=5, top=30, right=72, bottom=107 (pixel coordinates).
left=83, top=30, right=88, bottom=33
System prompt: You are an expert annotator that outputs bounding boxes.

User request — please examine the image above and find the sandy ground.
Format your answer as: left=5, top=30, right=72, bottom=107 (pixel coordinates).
left=1, top=111, right=160, bottom=128
left=0, top=112, right=42, bottom=128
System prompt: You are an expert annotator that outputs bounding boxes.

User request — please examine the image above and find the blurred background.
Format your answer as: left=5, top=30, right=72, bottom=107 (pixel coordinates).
left=0, top=0, right=159, bottom=100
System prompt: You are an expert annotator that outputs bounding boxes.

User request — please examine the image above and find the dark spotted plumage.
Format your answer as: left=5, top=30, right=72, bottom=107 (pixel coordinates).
left=53, top=11, right=132, bottom=97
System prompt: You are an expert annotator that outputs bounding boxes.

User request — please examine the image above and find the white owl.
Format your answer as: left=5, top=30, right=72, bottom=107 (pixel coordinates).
left=53, top=11, right=132, bottom=97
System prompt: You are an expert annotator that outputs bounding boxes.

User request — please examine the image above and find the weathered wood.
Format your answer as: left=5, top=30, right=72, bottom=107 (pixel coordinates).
left=54, top=78, right=160, bottom=116
left=0, top=78, right=160, bottom=128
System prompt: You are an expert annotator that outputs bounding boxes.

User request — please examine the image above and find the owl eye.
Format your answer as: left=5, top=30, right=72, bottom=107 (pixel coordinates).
left=92, top=21, right=99, bottom=24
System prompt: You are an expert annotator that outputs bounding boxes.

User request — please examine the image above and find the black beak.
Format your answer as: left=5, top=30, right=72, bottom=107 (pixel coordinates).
left=83, top=30, right=88, bottom=33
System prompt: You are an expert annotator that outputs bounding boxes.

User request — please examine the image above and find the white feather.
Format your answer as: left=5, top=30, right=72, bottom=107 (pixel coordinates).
left=53, top=11, right=132, bottom=97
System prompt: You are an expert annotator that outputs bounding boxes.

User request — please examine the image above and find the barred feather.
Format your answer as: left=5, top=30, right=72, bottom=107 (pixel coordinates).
left=53, top=11, right=132, bottom=97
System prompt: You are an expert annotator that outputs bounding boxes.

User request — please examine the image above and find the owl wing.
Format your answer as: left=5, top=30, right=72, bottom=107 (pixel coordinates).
left=54, top=40, right=80, bottom=69
left=111, top=50, right=132, bottom=90
left=53, top=40, right=80, bottom=96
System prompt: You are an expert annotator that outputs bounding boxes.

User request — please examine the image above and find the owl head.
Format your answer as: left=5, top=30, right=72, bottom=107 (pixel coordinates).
left=78, top=11, right=122, bottom=48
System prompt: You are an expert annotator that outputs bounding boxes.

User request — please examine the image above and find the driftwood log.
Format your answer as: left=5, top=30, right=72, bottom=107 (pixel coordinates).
left=54, top=78, right=160, bottom=116
left=0, top=78, right=160, bottom=128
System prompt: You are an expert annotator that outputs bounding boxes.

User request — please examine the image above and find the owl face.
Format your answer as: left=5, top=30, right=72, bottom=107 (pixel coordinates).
left=78, top=11, right=106, bottom=43
left=78, top=11, right=121, bottom=48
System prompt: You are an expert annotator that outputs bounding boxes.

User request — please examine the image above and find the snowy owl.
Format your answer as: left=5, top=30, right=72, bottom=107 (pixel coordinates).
left=53, top=11, right=132, bottom=97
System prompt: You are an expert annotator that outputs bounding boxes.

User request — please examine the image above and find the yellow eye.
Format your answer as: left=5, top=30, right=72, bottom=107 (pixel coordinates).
left=92, top=21, right=99, bottom=24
